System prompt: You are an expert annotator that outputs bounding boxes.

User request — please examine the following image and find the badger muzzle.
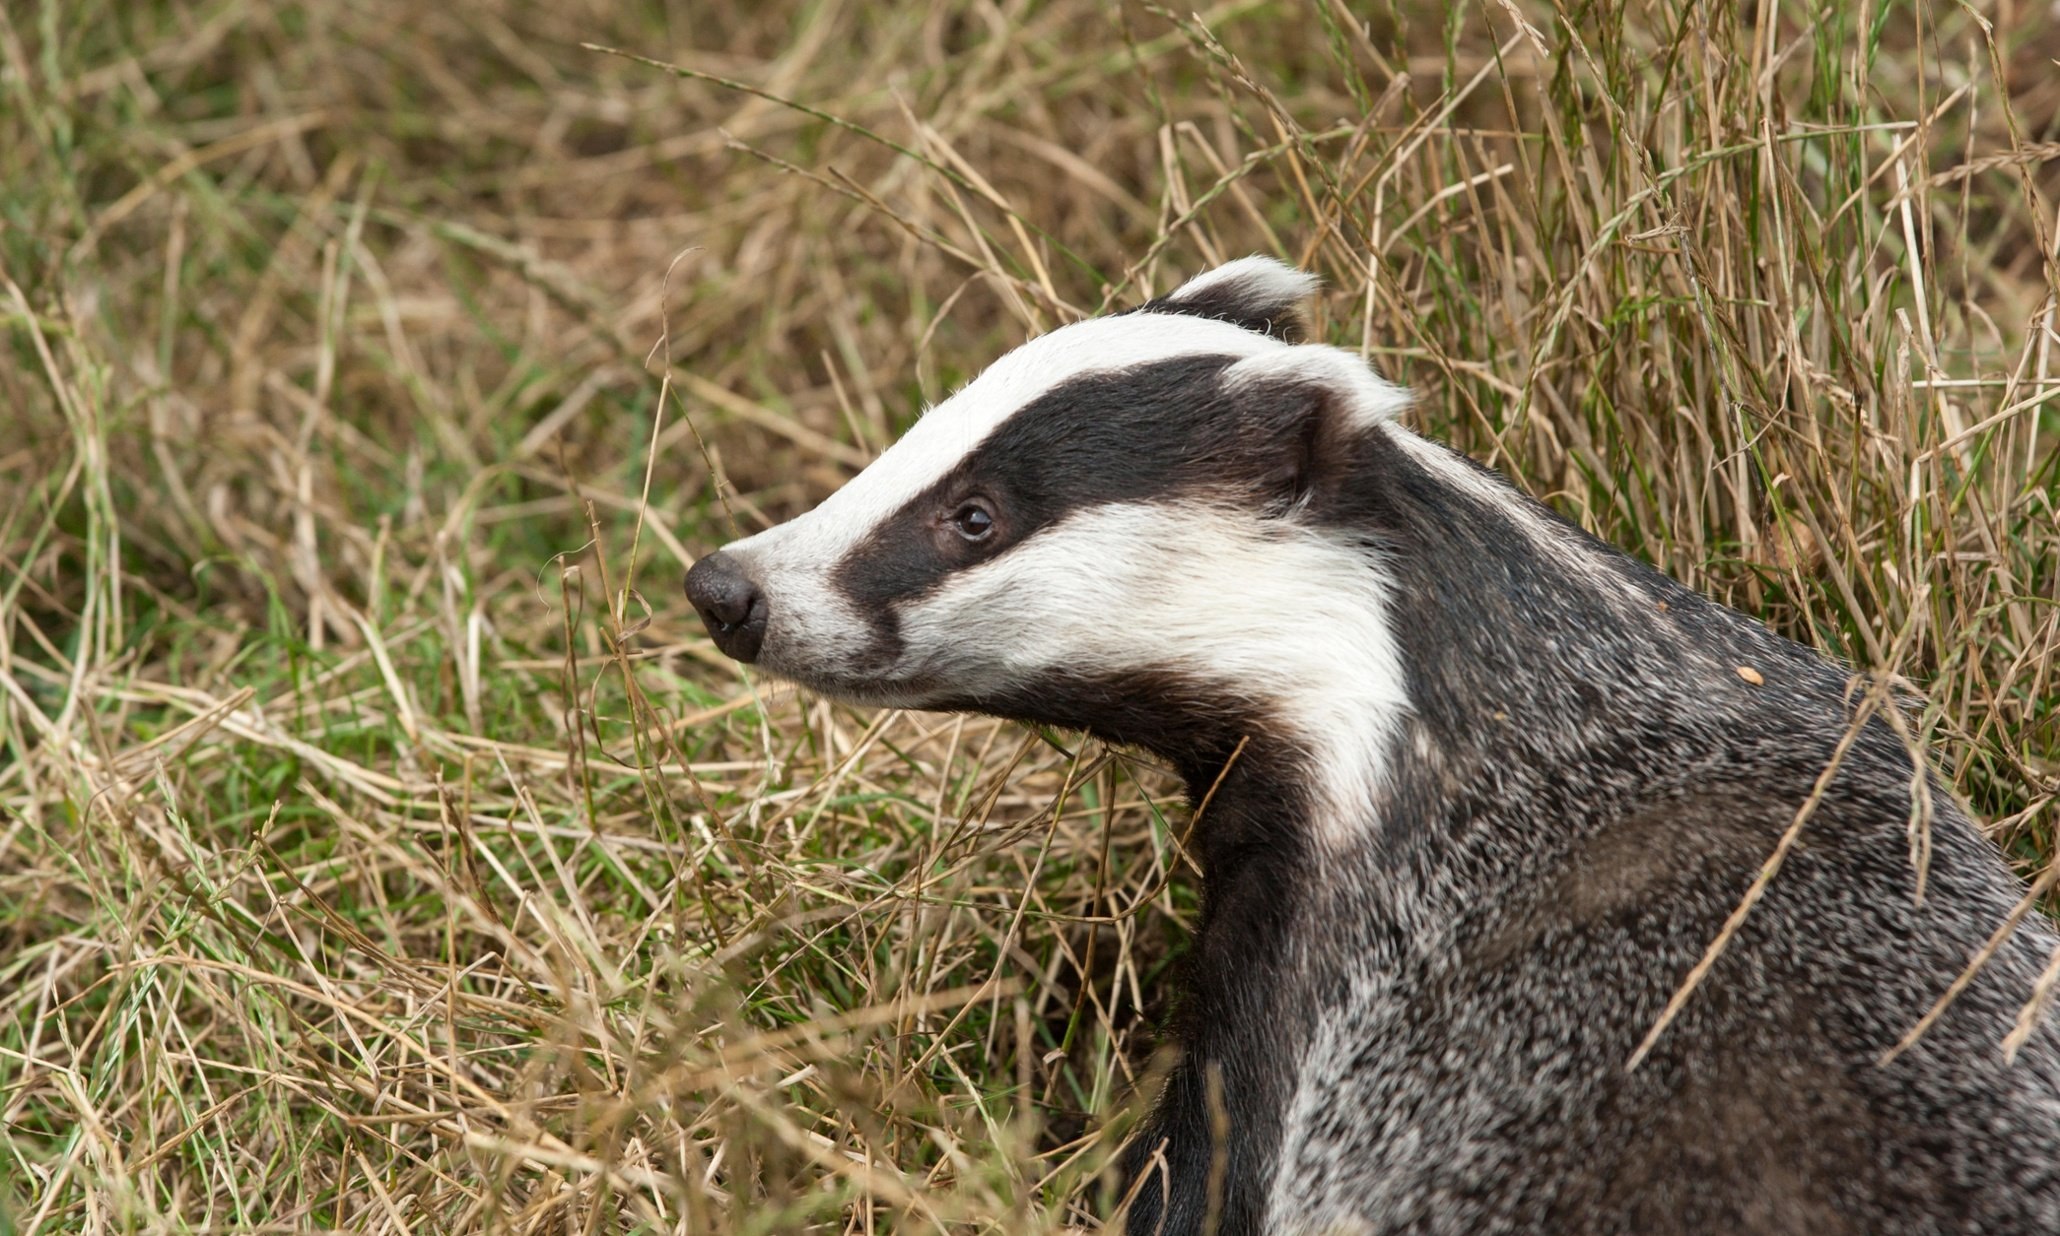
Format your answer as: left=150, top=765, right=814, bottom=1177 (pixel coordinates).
left=684, top=551, right=768, bottom=663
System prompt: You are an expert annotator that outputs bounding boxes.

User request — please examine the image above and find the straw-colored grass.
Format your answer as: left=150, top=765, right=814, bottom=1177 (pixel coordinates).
left=2, top=1, right=2055, bottom=1231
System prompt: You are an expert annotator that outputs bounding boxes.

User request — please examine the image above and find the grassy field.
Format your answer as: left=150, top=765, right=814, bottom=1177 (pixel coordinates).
left=2, top=0, right=2057, bottom=1231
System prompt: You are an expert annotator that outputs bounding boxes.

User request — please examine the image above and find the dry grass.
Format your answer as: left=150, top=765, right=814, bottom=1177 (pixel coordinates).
left=2, top=0, right=2057, bottom=1231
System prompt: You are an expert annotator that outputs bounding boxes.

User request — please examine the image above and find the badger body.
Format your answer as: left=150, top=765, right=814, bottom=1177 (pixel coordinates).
left=685, top=259, right=2060, bottom=1234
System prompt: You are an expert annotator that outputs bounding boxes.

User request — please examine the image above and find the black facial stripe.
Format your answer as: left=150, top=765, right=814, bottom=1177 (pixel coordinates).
left=833, top=351, right=1312, bottom=637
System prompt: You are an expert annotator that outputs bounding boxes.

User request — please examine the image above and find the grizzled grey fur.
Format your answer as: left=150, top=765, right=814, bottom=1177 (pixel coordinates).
left=1242, top=443, right=2060, bottom=1235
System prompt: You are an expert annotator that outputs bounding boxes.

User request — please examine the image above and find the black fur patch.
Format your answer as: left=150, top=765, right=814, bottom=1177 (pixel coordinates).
left=1130, top=284, right=1307, bottom=343
left=955, top=667, right=1317, bottom=1236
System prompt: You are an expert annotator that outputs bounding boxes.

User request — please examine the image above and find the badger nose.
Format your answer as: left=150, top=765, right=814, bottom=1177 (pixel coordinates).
left=685, top=552, right=768, bottom=663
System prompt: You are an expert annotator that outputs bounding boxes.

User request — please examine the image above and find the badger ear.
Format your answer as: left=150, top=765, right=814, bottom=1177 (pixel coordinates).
left=1222, top=345, right=1412, bottom=505
left=1136, top=256, right=1319, bottom=342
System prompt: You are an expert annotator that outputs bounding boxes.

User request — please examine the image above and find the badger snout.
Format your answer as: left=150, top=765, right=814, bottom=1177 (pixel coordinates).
left=685, top=551, right=768, bottom=663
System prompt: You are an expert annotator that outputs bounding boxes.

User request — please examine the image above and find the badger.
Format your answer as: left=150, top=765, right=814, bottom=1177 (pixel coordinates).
left=683, top=258, right=2060, bottom=1235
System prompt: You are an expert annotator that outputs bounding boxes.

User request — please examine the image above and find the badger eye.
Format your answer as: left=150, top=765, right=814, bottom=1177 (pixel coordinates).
left=949, top=501, right=995, bottom=542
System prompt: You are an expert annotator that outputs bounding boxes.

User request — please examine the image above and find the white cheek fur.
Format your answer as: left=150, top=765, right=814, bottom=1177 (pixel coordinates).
left=897, top=502, right=1410, bottom=851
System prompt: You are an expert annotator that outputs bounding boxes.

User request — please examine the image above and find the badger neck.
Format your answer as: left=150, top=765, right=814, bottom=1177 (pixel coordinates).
left=1123, top=413, right=1828, bottom=919
left=1104, top=732, right=1327, bottom=1233
left=1333, top=422, right=1859, bottom=898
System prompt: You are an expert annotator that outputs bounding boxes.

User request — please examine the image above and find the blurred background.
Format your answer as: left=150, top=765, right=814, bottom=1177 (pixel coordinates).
left=2, top=1, right=2057, bottom=1231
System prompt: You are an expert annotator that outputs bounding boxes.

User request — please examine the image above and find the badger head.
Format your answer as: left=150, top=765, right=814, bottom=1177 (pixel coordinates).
left=685, top=259, right=1414, bottom=838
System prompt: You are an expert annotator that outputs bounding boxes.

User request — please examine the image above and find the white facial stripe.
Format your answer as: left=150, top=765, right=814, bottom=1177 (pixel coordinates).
left=725, top=312, right=1289, bottom=573
left=896, top=502, right=1409, bottom=849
